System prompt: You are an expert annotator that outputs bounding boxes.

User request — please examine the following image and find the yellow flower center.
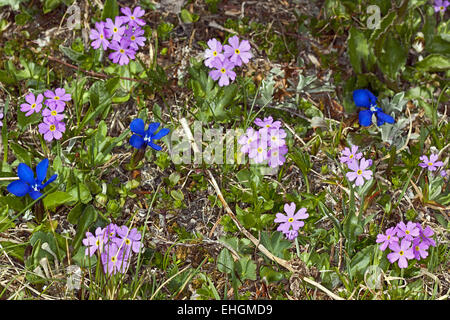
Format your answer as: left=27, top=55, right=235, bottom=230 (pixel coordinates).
left=131, top=16, right=135, bottom=20
left=349, top=154, right=354, bottom=159
left=113, top=27, right=118, bottom=33
left=415, top=246, right=419, bottom=251
left=213, top=51, right=217, bottom=56
left=428, top=162, right=433, bottom=166
left=265, top=124, right=271, bottom=128
left=120, top=49, right=125, bottom=53
left=111, top=256, right=117, bottom=263
left=96, top=239, right=100, bottom=246
left=247, top=138, right=252, bottom=144
left=272, top=151, right=278, bottom=156
left=131, top=35, right=136, bottom=41
left=235, top=48, right=240, bottom=54
left=54, top=96, right=60, bottom=100
left=49, top=125, right=56, bottom=131
left=405, top=230, right=410, bottom=235
left=387, top=235, right=391, bottom=240
left=31, top=103, right=36, bottom=109
left=125, top=239, right=131, bottom=245
left=288, top=217, right=294, bottom=222
left=357, top=169, right=362, bottom=175
left=51, top=110, right=57, bottom=116
left=399, top=250, right=404, bottom=256
left=257, top=147, right=263, bottom=153
left=100, top=34, right=104, bottom=39
left=220, top=68, right=226, bottom=74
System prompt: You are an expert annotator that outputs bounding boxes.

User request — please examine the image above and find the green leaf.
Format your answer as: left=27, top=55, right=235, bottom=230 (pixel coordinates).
left=102, top=0, right=119, bottom=20
left=180, top=9, right=198, bottom=23
left=260, top=266, right=284, bottom=283
left=0, top=0, right=26, bottom=10
left=414, top=54, right=450, bottom=72
left=377, top=36, right=407, bottom=79
left=67, top=203, right=85, bottom=225
left=43, top=0, right=62, bottom=13
left=170, top=189, right=184, bottom=201
left=68, top=183, right=92, bottom=204
left=43, top=191, right=75, bottom=211
left=0, top=205, right=15, bottom=233
left=349, top=245, right=376, bottom=280
left=217, top=248, right=234, bottom=274
left=72, top=205, right=98, bottom=251
left=259, top=231, right=291, bottom=259
left=235, top=256, right=257, bottom=281
left=72, top=245, right=97, bottom=268
left=348, top=26, right=370, bottom=74
left=59, top=45, right=86, bottom=64
left=10, top=142, right=32, bottom=165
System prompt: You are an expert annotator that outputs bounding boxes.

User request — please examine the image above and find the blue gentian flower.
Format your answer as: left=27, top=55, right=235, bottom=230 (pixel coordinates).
left=7, top=159, right=57, bottom=200
left=353, top=89, right=394, bottom=127
left=129, top=118, right=170, bottom=151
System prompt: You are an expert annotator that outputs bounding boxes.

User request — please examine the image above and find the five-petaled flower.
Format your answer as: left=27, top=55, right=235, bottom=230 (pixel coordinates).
left=223, top=35, right=252, bottom=67
left=108, top=39, right=136, bottom=66
left=89, top=21, right=111, bottom=50
left=376, top=226, right=399, bottom=251
left=204, top=38, right=225, bottom=68
left=120, top=6, right=146, bottom=28
left=20, top=92, right=44, bottom=117
left=7, top=159, right=57, bottom=200
left=433, top=0, right=449, bottom=13
left=387, top=238, right=415, bottom=269
left=237, top=127, right=259, bottom=154
left=83, top=227, right=108, bottom=257
left=113, top=225, right=143, bottom=255
left=345, top=157, right=373, bottom=186
left=129, top=118, right=170, bottom=151
left=104, top=17, right=126, bottom=42
left=44, top=88, right=71, bottom=108
left=38, top=117, right=66, bottom=142
left=101, top=242, right=130, bottom=275
left=274, top=202, right=308, bottom=240
left=339, top=145, right=362, bottom=165
left=418, top=154, right=444, bottom=171
left=254, top=116, right=282, bottom=130
left=208, top=58, right=237, bottom=87
left=396, top=221, right=420, bottom=241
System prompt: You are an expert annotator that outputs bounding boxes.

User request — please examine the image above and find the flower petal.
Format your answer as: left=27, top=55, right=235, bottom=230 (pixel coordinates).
left=130, top=118, right=145, bottom=135
left=35, top=158, right=49, bottom=184
left=376, top=111, right=395, bottom=124
left=17, top=163, right=35, bottom=184
left=129, top=134, right=145, bottom=149
left=7, top=180, right=30, bottom=197
left=358, top=110, right=373, bottom=127
left=152, top=128, right=170, bottom=140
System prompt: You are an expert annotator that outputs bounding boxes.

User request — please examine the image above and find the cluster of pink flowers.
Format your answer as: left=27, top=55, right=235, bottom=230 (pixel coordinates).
left=20, top=89, right=70, bottom=142
left=82, top=223, right=143, bottom=276
left=274, top=202, right=309, bottom=240
left=376, top=221, right=436, bottom=269
left=203, top=36, right=252, bottom=87
left=339, top=145, right=373, bottom=187
left=238, top=116, right=288, bottom=168
left=89, top=6, right=146, bottom=66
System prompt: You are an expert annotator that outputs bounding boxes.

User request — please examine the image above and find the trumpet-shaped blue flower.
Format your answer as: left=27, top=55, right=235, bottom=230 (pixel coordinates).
left=7, top=159, right=57, bottom=200
left=353, top=89, right=395, bottom=127
left=129, top=118, right=170, bottom=151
